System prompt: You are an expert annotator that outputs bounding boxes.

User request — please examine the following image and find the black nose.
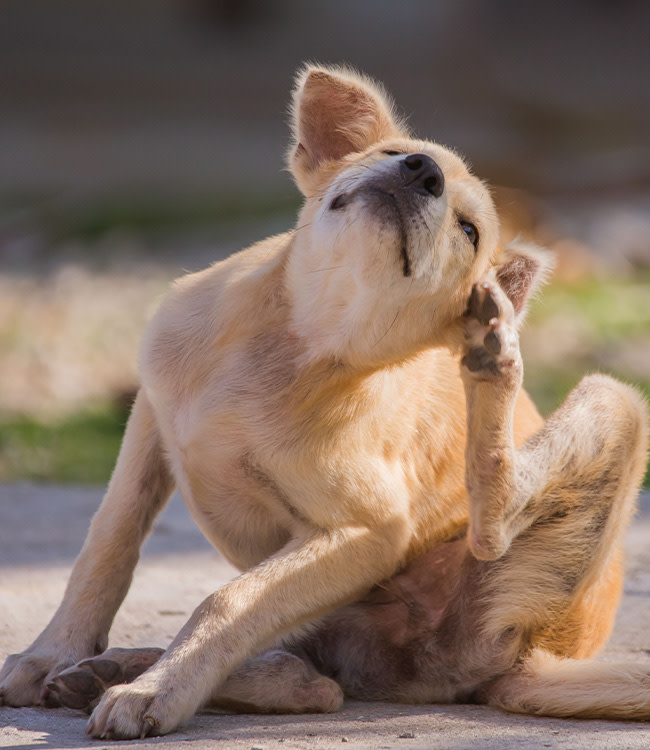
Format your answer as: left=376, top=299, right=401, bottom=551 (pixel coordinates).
left=400, top=153, right=445, bottom=198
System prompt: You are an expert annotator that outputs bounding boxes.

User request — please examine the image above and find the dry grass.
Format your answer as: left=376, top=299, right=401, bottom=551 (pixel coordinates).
left=0, top=264, right=171, bottom=418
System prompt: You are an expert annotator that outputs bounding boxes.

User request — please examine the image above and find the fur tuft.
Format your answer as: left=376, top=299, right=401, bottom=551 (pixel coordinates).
left=495, top=240, right=555, bottom=321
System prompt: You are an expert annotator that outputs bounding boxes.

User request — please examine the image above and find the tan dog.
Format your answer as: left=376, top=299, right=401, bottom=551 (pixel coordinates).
left=1, top=65, right=648, bottom=737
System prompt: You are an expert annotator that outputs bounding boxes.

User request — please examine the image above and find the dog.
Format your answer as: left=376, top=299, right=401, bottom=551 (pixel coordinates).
left=1, top=65, right=648, bottom=738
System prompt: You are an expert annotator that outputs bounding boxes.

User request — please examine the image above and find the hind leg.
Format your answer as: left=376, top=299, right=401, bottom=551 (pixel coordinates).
left=209, top=649, right=343, bottom=714
left=396, top=373, right=648, bottom=706
left=459, top=282, right=647, bottom=663
left=47, top=647, right=342, bottom=716
left=467, top=376, right=650, bottom=720
left=461, top=279, right=648, bottom=566
left=438, top=274, right=650, bottom=717
left=304, top=297, right=648, bottom=708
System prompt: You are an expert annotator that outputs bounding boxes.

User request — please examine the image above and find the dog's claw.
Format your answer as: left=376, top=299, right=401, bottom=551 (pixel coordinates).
left=141, top=715, right=158, bottom=739
left=85, top=716, right=95, bottom=736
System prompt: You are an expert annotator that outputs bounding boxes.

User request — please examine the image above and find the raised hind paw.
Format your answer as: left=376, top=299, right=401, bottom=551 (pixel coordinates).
left=47, top=647, right=164, bottom=713
left=461, top=280, right=521, bottom=381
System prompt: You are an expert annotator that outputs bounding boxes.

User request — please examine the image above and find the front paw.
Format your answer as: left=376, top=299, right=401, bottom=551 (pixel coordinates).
left=87, top=675, right=195, bottom=740
left=461, top=281, right=521, bottom=380
left=0, top=647, right=87, bottom=708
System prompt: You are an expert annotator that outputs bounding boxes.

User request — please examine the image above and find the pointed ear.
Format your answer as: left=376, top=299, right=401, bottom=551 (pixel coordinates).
left=495, top=240, right=555, bottom=320
left=288, top=64, right=407, bottom=195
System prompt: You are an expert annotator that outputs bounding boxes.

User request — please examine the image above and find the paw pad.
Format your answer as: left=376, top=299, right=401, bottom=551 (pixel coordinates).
left=462, top=281, right=520, bottom=379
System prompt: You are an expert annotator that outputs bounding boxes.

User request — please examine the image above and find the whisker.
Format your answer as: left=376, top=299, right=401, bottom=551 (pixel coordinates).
left=307, top=265, right=350, bottom=274
left=373, top=580, right=416, bottom=609
left=333, top=211, right=362, bottom=247
left=291, top=221, right=313, bottom=233
left=371, top=308, right=401, bottom=349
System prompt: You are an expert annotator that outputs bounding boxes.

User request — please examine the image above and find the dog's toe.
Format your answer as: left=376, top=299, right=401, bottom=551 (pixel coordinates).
left=88, top=681, right=190, bottom=740
left=47, top=663, right=103, bottom=712
left=462, top=280, right=520, bottom=379
left=47, top=648, right=163, bottom=714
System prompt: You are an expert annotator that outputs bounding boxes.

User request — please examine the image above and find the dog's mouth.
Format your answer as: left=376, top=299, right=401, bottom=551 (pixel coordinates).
left=383, top=193, right=411, bottom=278
left=365, top=188, right=413, bottom=278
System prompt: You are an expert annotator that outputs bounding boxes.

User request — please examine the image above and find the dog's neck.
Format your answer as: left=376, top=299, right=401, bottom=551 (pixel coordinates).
left=284, top=246, right=462, bottom=371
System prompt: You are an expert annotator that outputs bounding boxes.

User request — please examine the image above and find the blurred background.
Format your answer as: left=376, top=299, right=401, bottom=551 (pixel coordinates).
left=1, top=0, right=649, bottom=484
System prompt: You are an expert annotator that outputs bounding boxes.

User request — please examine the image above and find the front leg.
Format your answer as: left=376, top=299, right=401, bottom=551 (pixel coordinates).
left=0, top=391, right=174, bottom=707
left=461, top=280, right=524, bottom=560
left=87, top=517, right=409, bottom=739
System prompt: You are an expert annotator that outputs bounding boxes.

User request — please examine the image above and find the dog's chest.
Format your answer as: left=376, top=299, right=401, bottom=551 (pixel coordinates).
left=156, top=398, right=299, bottom=569
left=158, top=383, right=394, bottom=568
left=150, top=337, right=469, bottom=568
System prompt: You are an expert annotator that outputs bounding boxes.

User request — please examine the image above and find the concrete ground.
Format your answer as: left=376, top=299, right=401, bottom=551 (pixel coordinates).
left=1, top=484, right=650, bottom=750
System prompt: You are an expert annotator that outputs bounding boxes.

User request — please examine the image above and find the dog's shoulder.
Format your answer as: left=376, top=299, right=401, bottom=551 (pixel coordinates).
left=139, top=231, right=294, bottom=390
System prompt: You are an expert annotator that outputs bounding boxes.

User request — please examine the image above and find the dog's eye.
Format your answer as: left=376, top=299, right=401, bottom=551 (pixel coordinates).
left=460, top=220, right=479, bottom=249
left=382, top=150, right=401, bottom=156
left=329, top=194, right=348, bottom=211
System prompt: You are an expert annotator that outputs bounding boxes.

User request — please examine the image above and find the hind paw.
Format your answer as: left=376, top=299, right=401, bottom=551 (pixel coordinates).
left=462, top=281, right=521, bottom=381
left=47, top=647, right=164, bottom=713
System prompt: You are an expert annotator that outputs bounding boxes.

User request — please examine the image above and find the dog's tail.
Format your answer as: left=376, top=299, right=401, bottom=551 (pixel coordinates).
left=483, top=648, right=650, bottom=720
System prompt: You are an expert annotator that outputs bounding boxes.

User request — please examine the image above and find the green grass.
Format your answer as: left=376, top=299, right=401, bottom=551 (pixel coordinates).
left=523, top=273, right=650, bottom=486
left=524, top=274, right=650, bottom=412
left=528, top=275, right=650, bottom=341
left=0, top=402, right=128, bottom=484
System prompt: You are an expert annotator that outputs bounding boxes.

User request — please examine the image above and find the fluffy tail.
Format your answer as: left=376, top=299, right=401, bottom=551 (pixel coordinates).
left=484, top=649, right=650, bottom=720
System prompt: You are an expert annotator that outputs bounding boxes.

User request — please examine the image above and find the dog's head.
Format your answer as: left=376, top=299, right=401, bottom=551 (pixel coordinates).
left=286, top=65, right=551, bottom=367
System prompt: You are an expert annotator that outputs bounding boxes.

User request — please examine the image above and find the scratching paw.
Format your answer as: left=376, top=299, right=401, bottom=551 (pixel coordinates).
left=47, top=647, right=164, bottom=713
left=462, top=280, right=521, bottom=380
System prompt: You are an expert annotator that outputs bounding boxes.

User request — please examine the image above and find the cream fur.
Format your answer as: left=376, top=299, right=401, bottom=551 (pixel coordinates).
left=1, top=65, right=648, bottom=737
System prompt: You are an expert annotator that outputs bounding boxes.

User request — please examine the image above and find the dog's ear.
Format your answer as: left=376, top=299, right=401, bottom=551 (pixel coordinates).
left=495, top=240, right=555, bottom=320
left=289, top=64, right=406, bottom=195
